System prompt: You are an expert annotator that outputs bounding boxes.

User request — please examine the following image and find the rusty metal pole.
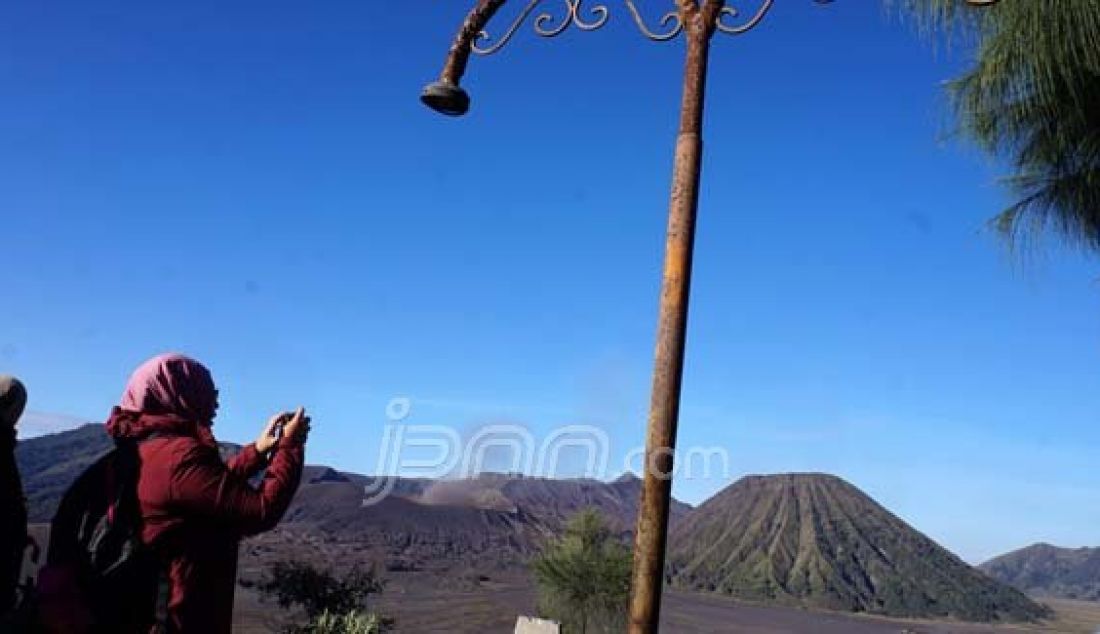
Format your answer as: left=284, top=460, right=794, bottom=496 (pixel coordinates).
left=628, top=2, right=720, bottom=632
left=419, top=3, right=1001, bottom=632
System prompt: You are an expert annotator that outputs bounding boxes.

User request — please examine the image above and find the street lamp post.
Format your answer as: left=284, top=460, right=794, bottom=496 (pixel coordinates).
left=420, top=1, right=999, bottom=632
left=422, top=10, right=736, bottom=632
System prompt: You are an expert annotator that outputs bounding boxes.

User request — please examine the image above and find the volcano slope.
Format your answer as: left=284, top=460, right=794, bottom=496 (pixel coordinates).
left=667, top=473, right=1051, bottom=623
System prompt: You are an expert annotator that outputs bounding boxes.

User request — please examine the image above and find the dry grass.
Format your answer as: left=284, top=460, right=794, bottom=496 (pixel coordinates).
left=1033, top=599, right=1100, bottom=634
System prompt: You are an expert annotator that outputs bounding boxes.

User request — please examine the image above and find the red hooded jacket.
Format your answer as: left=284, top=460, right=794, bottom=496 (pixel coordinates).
left=41, top=354, right=304, bottom=634
left=127, top=413, right=303, bottom=634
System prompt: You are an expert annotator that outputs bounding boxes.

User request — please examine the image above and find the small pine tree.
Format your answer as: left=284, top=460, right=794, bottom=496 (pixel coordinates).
left=531, top=509, right=632, bottom=634
left=253, top=560, right=390, bottom=633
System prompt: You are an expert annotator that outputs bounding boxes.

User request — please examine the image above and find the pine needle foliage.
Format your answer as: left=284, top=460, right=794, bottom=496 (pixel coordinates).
left=254, top=560, right=390, bottom=633
left=897, top=0, right=1100, bottom=252
left=531, top=509, right=632, bottom=634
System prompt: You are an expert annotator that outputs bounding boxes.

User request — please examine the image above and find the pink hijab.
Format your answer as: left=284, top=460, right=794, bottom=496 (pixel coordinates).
left=105, top=353, right=219, bottom=447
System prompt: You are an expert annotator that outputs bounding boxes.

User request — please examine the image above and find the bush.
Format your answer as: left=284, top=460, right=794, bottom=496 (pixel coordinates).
left=309, top=609, right=387, bottom=634
left=254, top=560, right=391, bottom=633
left=531, top=509, right=632, bottom=634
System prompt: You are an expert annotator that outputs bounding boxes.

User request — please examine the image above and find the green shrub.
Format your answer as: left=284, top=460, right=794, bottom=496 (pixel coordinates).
left=309, top=609, right=387, bottom=634
left=254, top=560, right=390, bottom=633
left=531, top=509, right=632, bottom=634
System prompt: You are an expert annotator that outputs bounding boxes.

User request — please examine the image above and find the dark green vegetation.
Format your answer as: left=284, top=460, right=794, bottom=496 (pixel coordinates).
left=531, top=509, right=631, bottom=634
left=667, top=473, right=1051, bottom=623
left=901, top=0, right=1100, bottom=251
left=250, top=560, right=390, bottom=633
left=245, top=561, right=391, bottom=629
left=254, top=560, right=386, bottom=622
left=981, top=544, right=1100, bottom=602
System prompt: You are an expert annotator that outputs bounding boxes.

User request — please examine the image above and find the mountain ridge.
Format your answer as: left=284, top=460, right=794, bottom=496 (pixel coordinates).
left=980, top=543, right=1100, bottom=602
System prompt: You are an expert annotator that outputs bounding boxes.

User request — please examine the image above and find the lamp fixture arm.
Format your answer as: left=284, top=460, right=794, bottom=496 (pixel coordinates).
left=438, top=0, right=509, bottom=87
left=424, top=0, right=1001, bottom=116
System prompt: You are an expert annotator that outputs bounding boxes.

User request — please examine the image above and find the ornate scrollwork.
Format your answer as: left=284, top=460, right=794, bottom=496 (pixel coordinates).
left=473, top=0, right=542, bottom=55
left=625, top=0, right=683, bottom=41
left=714, top=0, right=836, bottom=36
left=474, top=0, right=611, bottom=55
left=572, top=1, right=611, bottom=30
left=714, top=0, right=775, bottom=35
left=470, top=0, right=988, bottom=53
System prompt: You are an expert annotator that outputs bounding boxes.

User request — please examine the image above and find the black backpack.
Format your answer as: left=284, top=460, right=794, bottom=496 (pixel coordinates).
left=43, top=437, right=167, bottom=633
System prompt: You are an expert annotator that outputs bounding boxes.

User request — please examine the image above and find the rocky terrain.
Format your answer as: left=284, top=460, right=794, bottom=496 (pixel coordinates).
left=240, top=467, right=689, bottom=584
left=667, top=473, right=1051, bottom=623
left=981, top=544, right=1100, bottom=602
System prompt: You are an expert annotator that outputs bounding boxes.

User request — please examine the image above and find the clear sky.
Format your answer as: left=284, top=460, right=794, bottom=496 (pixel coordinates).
left=2, top=0, right=1098, bottom=565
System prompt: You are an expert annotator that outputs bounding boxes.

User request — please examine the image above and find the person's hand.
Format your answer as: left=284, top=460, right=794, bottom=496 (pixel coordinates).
left=282, top=407, right=311, bottom=444
left=255, top=412, right=291, bottom=454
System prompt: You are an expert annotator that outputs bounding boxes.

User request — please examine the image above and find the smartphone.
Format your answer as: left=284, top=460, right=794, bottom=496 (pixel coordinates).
left=270, top=413, right=290, bottom=446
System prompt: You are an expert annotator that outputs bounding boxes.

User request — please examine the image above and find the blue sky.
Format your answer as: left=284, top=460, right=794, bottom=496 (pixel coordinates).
left=2, top=0, right=1098, bottom=564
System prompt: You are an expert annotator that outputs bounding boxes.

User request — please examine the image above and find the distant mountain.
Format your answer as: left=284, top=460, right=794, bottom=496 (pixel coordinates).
left=16, top=411, right=88, bottom=440
left=247, top=468, right=690, bottom=577
left=980, top=543, right=1100, bottom=602
left=16, top=423, right=112, bottom=521
left=16, top=423, right=243, bottom=522
left=667, top=473, right=1051, bottom=623
left=16, top=425, right=688, bottom=575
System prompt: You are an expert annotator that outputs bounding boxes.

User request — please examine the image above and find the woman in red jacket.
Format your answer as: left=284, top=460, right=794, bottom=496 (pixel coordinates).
left=100, top=353, right=308, bottom=633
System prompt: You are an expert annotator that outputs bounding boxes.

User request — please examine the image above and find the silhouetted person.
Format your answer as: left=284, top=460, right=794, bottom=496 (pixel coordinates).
left=0, top=375, right=28, bottom=617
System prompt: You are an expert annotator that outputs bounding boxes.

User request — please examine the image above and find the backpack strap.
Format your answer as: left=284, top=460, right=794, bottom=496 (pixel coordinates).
left=115, top=432, right=173, bottom=632
left=106, top=432, right=165, bottom=526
